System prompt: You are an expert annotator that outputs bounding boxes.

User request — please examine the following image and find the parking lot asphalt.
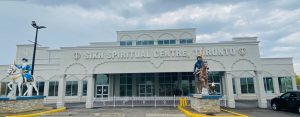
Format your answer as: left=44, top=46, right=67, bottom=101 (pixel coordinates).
left=43, top=100, right=299, bottom=117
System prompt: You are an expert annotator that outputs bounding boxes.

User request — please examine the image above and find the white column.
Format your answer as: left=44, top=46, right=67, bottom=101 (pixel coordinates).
left=272, top=76, right=280, bottom=95
left=235, top=77, right=241, bottom=98
left=44, top=80, right=49, bottom=96
left=85, top=74, right=94, bottom=108
left=292, top=76, right=297, bottom=91
left=225, top=71, right=235, bottom=108
left=78, top=79, right=83, bottom=101
left=56, top=74, right=66, bottom=108
left=255, top=70, right=267, bottom=108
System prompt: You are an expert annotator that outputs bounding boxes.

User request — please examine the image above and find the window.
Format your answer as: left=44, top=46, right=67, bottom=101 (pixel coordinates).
left=120, top=41, right=132, bottom=46
left=290, top=92, right=298, bottom=98
left=120, top=74, right=132, bottom=96
left=49, top=81, right=59, bottom=96
left=157, top=40, right=176, bottom=45
left=187, top=39, right=193, bottom=43
left=159, top=73, right=180, bottom=96
left=137, top=73, right=155, bottom=97
left=82, top=80, right=87, bottom=96
left=181, top=72, right=195, bottom=96
left=278, top=76, right=293, bottom=93
left=180, top=39, right=193, bottom=44
left=170, top=40, right=176, bottom=44
left=263, top=77, right=274, bottom=94
left=136, top=40, right=154, bottom=46
left=281, top=92, right=290, bottom=98
left=232, top=79, right=236, bottom=94
left=65, top=81, right=78, bottom=96
left=208, top=72, right=223, bottom=95
left=164, top=40, right=170, bottom=44
left=158, top=40, right=163, bottom=45
left=0, top=82, right=10, bottom=96
left=138, top=40, right=154, bottom=45
left=240, top=77, right=255, bottom=94
left=95, top=74, right=109, bottom=85
left=33, top=81, right=45, bottom=96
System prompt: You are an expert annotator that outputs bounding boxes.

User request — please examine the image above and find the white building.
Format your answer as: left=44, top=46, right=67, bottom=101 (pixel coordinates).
left=0, top=28, right=297, bottom=108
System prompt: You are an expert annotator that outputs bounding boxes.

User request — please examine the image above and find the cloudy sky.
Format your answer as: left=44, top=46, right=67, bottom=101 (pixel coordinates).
left=0, top=0, right=299, bottom=74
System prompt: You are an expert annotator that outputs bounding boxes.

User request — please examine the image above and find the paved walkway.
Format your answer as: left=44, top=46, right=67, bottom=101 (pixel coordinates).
left=43, top=107, right=185, bottom=117
left=42, top=101, right=300, bottom=117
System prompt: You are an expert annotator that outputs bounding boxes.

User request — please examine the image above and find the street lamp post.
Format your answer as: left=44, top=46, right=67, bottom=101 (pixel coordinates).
left=31, top=21, right=46, bottom=75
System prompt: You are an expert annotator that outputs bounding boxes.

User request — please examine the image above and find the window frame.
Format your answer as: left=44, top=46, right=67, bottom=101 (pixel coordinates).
left=240, top=77, right=255, bottom=94
left=179, top=39, right=193, bottom=44
left=263, top=77, right=274, bottom=94
left=120, top=41, right=133, bottom=46
left=136, top=40, right=154, bottom=46
left=48, top=81, right=59, bottom=96
left=158, top=40, right=176, bottom=45
left=65, top=81, right=78, bottom=96
left=33, top=81, right=45, bottom=96
left=120, top=74, right=133, bottom=97
left=278, top=76, right=293, bottom=93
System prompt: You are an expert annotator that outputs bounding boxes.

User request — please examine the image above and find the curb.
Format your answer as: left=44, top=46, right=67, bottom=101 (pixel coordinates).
left=6, top=107, right=66, bottom=117
left=177, top=106, right=248, bottom=117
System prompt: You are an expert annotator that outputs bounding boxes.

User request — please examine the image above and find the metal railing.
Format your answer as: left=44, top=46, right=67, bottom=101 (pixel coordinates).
left=94, top=96, right=227, bottom=107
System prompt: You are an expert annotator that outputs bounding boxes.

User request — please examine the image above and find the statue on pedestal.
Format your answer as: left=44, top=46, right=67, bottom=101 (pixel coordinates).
left=194, top=52, right=209, bottom=95
left=7, top=58, right=39, bottom=97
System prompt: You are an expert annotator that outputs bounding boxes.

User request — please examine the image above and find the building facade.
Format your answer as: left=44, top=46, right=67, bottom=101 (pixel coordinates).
left=0, top=28, right=297, bottom=108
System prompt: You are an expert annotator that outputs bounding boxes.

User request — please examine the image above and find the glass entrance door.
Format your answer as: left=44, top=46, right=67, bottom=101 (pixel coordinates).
left=94, top=74, right=109, bottom=98
left=96, top=85, right=109, bottom=98
left=137, top=73, right=155, bottom=97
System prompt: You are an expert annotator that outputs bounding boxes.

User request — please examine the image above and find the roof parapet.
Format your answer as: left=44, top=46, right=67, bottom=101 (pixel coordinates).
left=232, top=37, right=258, bottom=42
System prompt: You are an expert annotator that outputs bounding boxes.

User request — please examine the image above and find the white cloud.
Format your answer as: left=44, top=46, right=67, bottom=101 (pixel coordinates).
left=147, top=4, right=236, bottom=25
left=0, top=0, right=300, bottom=74
left=294, top=62, right=300, bottom=75
left=47, top=5, right=124, bottom=22
left=128, top=1, right=143, bottom=8
left=270, top=46, right=297, bottom=52
left=255, top=9, right=300, bottom=28
left=196, top=32, right=232, bottom=43
left=278, top=32, right=300, bottom=45
left=234, top=18, right=248, bottom=27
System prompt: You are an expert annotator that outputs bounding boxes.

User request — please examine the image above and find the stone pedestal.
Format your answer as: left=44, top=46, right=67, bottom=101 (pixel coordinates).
left=190, top=95, right=222, bottom=113
left=0, top=96, right=46, bottom=113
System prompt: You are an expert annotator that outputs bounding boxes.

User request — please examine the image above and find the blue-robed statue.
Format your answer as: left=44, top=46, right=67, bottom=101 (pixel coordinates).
left=194, top=55, right=203, bottom=94
left=194, top=55, right=203, bottom=74
left=15, top=58, right=32, bottom=82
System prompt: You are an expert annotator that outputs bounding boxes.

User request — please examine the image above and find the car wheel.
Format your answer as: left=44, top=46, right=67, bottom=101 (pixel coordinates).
left=298, top=106, right=300, bottom=114
left=272, top=103, right=279, bottom=111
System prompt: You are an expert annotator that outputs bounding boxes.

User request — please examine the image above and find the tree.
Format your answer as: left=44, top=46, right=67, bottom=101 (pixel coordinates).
left=296, top=75, right=300, bottom=86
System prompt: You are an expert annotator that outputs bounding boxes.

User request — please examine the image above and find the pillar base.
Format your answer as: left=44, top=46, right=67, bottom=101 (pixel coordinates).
left=258, top=99, right=267, bottom=108
left=56, top=101, right=65, bottom=108
left=227, top=99, right=235, bottom=108
left=85, top=101, right=93, bottom=108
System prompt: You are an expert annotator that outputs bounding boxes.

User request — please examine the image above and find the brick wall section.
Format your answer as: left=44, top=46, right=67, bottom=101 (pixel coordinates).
left=190, top=97, right=220, bottom=113
left=0, top=98, right=44, bottom=114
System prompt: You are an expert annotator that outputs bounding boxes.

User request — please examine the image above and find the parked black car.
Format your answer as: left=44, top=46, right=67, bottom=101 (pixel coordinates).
left=271, top=91, right=300, bottom=114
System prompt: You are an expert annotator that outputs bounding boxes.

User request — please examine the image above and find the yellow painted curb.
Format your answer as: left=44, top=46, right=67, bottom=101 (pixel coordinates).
left=177, top=106, right=248, bottom=117
left=6, top=107, right=66, bottom=117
